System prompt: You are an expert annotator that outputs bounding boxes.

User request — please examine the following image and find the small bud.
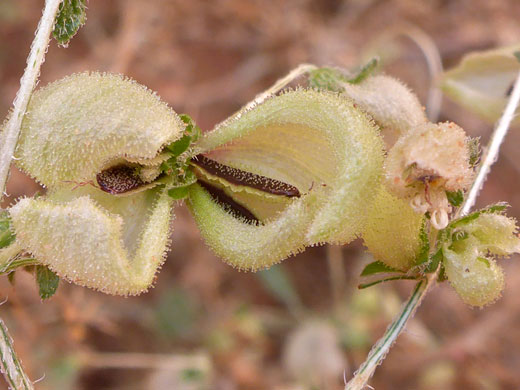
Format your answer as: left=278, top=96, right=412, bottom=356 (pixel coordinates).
left=443, top=212, right=520, bottom=306
left=385, top=122, right=474, bottom=228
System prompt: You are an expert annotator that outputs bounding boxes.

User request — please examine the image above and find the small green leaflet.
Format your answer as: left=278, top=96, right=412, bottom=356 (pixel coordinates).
left=308, top=68, right=347, bottom=93
left=348, top=57, right=379, bottom=84
left=166, top=135, right=192, bottom=157
left=360, top=261, right=400, bottom=276
left=449, top=202, right=508, bottom=229
left=514, top=51, right=520, bottom=63
left=168, top=186, right=190, bottom=200
left=53, top=0, right=87, bottom=46
left=36, top=265, right=59, bottom=300
left=446, top=190, right=464, bottom=207
left=308, top=58, right=379, bottom=92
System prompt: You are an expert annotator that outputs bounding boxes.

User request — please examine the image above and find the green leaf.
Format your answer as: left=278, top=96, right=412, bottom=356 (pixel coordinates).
left=358, top=275, right=418, bottom=289
left=52, top=0, right=87, bottom=46
left=166, top=134, right=192, bottom=157
left=348, top=57, right=379, bottom=84
left=0, top=211, right=15, bottom=249
left=482, top=202, right=509, bottom=214
left=515, top=51, right=520, bottom=62
left=168, top=186, right=190, bottom=200
left=360, top=261, right=401, bottom=277
left=36, top=265, right=60, bottom=300
left=446, top=190, right=464, bottom=207
left=450, top=203, right=509, bottom=229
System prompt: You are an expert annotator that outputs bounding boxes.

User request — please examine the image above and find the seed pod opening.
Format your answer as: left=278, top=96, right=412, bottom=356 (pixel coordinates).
left=15, top=72, right=185, bottom=190
left=187, top=89, right=384, bottom=270
left=8, top=185, right=174, bottom=295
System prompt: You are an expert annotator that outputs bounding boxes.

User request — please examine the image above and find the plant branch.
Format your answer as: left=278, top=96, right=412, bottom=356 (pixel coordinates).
left=0, top=2, right=63, bottom=390
left=346, top=69, right=520, bottom=390
left=461, top=71, right=520, bottom=216
left=0, top=320, right=33, bottom=390
left=0, top=0, right=63, bottom=201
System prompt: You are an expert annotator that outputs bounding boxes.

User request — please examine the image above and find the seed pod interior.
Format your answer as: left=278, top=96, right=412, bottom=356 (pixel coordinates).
left=15, top=72, right=185, bottom=188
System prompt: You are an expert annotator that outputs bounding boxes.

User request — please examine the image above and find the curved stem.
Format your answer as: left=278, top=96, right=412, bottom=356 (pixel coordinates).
left=346, top=70, right=520, bottom=390
left=0, top=0, right=63, bottom=201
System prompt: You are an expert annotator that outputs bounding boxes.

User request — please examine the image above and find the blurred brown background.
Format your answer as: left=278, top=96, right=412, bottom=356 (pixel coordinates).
left=1, top=0, right=520, bottom=389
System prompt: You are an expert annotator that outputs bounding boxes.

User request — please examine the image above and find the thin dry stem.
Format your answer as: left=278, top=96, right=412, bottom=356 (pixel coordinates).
left=0, top=0, right=63, bottom=201
left=0, top=1, right=63, bottom=389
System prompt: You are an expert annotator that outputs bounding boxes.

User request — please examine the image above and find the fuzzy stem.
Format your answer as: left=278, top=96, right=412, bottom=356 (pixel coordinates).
left=345, top=70, right=520, bottom=390
left=0, top=0, right=63, bottom=200
left=0, top=320, right=34, bottom=390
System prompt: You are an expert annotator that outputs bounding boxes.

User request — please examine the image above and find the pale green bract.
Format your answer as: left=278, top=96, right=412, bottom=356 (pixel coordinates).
left=441, top=45, right=520, bottom=124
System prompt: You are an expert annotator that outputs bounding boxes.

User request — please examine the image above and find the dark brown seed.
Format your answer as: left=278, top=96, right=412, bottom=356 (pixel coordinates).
left=96, top=165, right=145, bottom=194
left=192, top=155, right=300, bottom=197
left=198, top=181, right=259, bottom=223
left=506, top=82, right=514, bottom=97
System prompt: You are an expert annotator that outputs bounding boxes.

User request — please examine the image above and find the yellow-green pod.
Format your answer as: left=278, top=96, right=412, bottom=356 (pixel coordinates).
left=9, top=186, right=174, bottom=295
left=5, top=72, right=184, bottom=295
left=188, top=89, right=385, bottom=270
left=441, top=45, right=520, bottom=124
left=15, top=72, right=185, bottom=189
left=361, top=186, right=424, bottom=271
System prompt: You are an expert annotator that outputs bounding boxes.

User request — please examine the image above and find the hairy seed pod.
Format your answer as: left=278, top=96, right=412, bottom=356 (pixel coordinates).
left=5, top=73, right=183, bottom=295
left=340, top=75, right=428, bottom=145
left=9, top=186, right=174, bottom=295
left=187, top=88, right=385, bottom=270
left=15, top=72, right=185, bottom=188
